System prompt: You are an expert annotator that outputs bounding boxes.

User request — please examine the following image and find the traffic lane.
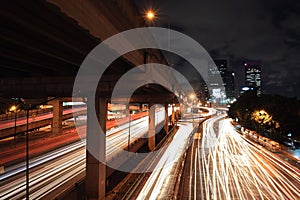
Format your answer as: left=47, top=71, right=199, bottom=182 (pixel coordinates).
left=201, top=118, right=300, bottom=199
left=0, top=145, right=85, bottom=200
left=137, top=122, right=195, bottom=200
left=1, top=110, right=165, bottom=180
left=0, top=110, right=166, bottom=199
left=0, top=111, right=152, bottom=166
left=107, top=110, right=165, bottom=158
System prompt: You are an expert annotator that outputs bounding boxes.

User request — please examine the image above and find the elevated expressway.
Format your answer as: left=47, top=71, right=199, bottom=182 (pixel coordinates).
left=0, top=1, right=193, bottom=199
left=0, top=107, right=86, bottom=139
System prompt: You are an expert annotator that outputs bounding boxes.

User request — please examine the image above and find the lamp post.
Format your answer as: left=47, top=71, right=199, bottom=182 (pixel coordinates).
left=22, top=97, right=61, bottom=199
left=9, top=105, right=17, bottom=142
left=128, top=111, right=131, bottom=151
left=190, top=94, right=196, bottom=123
left=26, top=108, right=29, bottom=200
left=9, top=104, right=29, bottom=199
left=145, top=9, right=171, bottom=66
left=14, top=111, right=17, bottom=143
left=146, top=10, right=155, bottom=21
left=157, top=107, right=159, bottom=126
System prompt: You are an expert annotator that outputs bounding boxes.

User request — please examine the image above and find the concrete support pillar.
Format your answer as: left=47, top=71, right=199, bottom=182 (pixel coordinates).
left=52, top=99, right=63, bottom=134
left=148, top=104, right=155, bottom=151
left=171, top=105, right=175, bottom=126
left=164, top=104, right=169, bottom=134
left=86, top=96, right=107, bottom=200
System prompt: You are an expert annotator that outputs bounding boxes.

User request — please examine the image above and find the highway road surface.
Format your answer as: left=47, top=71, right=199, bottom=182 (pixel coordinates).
left=136, top=121, right=196, bottom=200
left=0, top=110, right=166, bottom=199
left=180, top=114, right=300, bottom=200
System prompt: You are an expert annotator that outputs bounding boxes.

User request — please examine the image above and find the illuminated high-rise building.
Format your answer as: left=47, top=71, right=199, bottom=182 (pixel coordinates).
left=208, top=59, right=236, bottom=103
left=244, top=61, right=261, bottom=96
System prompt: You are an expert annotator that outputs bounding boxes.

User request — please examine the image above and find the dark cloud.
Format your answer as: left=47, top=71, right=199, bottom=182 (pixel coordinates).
left=136, top=0, right=300, bottom=98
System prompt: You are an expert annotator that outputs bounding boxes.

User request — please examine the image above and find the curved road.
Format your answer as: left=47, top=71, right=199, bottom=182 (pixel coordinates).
left=180, top=114, right=300, bottom=199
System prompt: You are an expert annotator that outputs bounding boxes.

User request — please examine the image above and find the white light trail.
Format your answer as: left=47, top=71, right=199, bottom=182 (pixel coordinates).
left=200, top=117, right=300, bottom=200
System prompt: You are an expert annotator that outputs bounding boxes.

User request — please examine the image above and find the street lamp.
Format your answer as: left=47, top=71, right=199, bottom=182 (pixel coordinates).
left=9, top=105, right=18, bottom=143
left=9, top=105, right=17, bottom=112
left=189, top=93, right=196, bottom=109
left=26, top=108, right=29, bottom=200
left=189, top=94, right=196, bottom=122
left=9, top=103, right=29, bottom=199
left=145, top=9, right=156, bottom=22
left=144, top=8, right=171, bottom=65
left=189, top=94, right=195, bottom=101
left=146, top=10, right=155, bottom=21
left=23, top=97, right=60, bottom=199
left=128, top=110, right=131, bottom=151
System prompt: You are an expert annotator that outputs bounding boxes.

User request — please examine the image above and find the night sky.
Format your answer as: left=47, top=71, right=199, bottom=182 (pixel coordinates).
left=135, top=0, right=300, bottom=99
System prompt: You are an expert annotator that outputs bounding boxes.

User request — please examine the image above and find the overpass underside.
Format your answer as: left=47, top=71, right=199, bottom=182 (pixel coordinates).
left=0, top=1, right=187, bottom=199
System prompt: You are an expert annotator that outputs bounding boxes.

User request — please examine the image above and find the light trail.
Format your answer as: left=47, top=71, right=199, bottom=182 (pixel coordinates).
left=199, top=116, right=300, bottom=200
left=0, top=110, right=166, bottom=199
left=136, top=122, right=195, bottom=200
left=134, top=109, right=215, bottom=200
left=0, top=145, right=85, bottom=200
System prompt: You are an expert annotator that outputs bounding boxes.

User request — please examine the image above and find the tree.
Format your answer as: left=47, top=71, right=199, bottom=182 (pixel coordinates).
left=228, top=91, right=300, bottom=141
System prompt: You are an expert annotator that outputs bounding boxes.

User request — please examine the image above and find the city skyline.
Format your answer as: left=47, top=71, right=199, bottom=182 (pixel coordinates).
left=135, top=0, right=300, bottom=99
left=244, top=61, right=262, bottom=96
left=0, top=1, right=299, bottom=199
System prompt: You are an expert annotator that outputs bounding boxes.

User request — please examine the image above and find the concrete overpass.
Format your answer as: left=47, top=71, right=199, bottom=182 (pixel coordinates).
left=0, top=107, right=86, bottom=139
left=0, top=1, right=190, bottom=199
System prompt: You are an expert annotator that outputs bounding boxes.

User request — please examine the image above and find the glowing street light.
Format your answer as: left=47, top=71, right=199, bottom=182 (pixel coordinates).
left=189, top=93, right=196, bottom=100
left=9, top=105, right=18, bottom=144
left=145, top=10, right=155, bottom=21
left=144, top=7, right=173, bottom=67
left=9, top=105, right=17, bottom=112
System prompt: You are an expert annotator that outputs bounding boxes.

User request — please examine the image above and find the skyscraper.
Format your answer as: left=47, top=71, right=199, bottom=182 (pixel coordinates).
left=224, top=71, right=236, bottom=100
left=244, top=61, right=261, bottom=96
left=208, top=59, right=236, bottom=103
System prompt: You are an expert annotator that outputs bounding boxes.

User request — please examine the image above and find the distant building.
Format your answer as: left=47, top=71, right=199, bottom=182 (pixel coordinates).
left=224, top=71, right=236, bottom=100
left=244, top=61, right=261, bottom=96
left=208, top=59, right=236, bottom=104
left=198, top=81, right=209, bottom=104
left=214, top=59, right=227, bottom=76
